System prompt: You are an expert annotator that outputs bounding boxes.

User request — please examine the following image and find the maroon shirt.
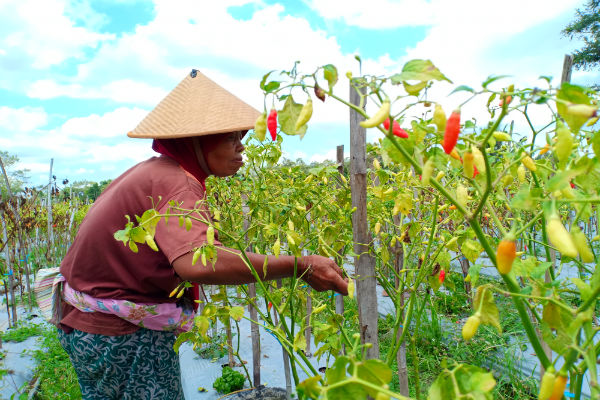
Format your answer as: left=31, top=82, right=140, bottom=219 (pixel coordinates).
left=60, top=156, right=219, bottom=335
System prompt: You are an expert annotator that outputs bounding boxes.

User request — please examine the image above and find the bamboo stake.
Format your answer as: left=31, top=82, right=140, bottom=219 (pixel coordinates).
left=275, top=279, right=292, bottom=399
left=47, top=159, right=54, bottom=265
left=335, top=145, right=346, bottom=320
left=303, top=249, right=312, bottom=357
left=335, top=145, right=346, bottom=354
left=561, top=54, right=574, bottom=85
left=349, top=80, right=379, bottom=359
left=1, top=213, right=14, bottom=327
left=392, top=214, right=409, bottom=396
left=242, top=193, right=261, bottom=387
left=0, top=155, right=19, bottom=323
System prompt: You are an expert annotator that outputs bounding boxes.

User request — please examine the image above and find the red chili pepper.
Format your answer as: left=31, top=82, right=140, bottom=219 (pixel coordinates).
left=473, top=166, right=480, bottom=177
left=442, top=109, right=461, bottom=154
left=383, top=118, right=409, bottom=138
left=267, top=109, right=277, bottom=141
left=439, top=269, right=446, bottom=284
left=267, top=301, right=273, bottom=312
left=570, top=182, right=575, bottom=189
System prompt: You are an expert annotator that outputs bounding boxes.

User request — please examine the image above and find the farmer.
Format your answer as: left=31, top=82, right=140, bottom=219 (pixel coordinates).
left=56, top=69, right=348, bottom=399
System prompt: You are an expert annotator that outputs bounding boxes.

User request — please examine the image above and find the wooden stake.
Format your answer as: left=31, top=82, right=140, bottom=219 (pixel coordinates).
left=335, top=145, right=345, bottom=351
left=392, top=214, right=409, bottom=396
left=561, top=54, right=574, bottom=85
left=275, top=279, right=292, bottom=399
left=47, top=159, right=54, bottom=265
left=0, top=213, right=14, bottom=327
left=0, top=155, right=20, bottom=323
left=349, top=80, right=379, bottom=359
left=242, top=193, right=261, bottom=387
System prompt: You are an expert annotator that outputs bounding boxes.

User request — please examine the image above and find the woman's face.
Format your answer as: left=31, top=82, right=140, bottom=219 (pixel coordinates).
left=199, top=131, right=245, bottom=177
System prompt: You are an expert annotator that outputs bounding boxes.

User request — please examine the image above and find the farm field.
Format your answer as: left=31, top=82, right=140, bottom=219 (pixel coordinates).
left=1, top=57, right=600, bottom=400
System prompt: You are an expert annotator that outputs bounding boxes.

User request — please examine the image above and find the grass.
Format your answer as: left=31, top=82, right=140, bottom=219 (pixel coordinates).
left=29, top=326, right=81, bottom=399
left=2, top=320, right=44, bottom=343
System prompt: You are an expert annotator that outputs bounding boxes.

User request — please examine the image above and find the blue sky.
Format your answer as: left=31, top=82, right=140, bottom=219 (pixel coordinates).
left=1, top=0, right=597, bottom=188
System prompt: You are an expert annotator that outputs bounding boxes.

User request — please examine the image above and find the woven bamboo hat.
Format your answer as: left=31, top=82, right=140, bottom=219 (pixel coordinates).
left=128, top=69, right=261, bottom=139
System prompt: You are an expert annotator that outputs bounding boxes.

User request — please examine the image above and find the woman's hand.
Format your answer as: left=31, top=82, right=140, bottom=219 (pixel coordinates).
left=299, top=255, right=348, bottom=295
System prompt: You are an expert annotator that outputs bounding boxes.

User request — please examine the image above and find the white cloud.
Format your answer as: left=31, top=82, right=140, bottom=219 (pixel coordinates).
left=282, top=150, right=308, bottom=161
left=0, top=0, right=113, bottom=70
left=27, top=80, right=167, bottom=107
left=0, top=106, right=48, bottom=132
left=86, top=140, right=155, bottom=164
left=33, top=1, right=354, bottom=107
left=2, top=0, right=595, bottom=187
left=305, top=0, right=434, bottom=28
left=58, top=107, right=150, bottom=139
left=14, top=162, right=50, bottom=174
left=310, top=149, right=337, bottom=163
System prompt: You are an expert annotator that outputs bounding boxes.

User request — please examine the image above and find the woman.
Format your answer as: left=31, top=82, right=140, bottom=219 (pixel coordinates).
left=57, top=70, right=348, bottom=399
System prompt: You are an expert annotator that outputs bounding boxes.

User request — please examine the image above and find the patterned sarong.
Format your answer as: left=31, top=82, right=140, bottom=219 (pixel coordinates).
left=57, top=327, right=184, bottom=400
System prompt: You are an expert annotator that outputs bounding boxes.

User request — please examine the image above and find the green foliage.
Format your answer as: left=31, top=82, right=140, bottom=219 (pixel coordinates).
left=213, top=366, right=246, bottom=394
left=2, top=321, right=43, bottom=342
left=30, top=326, right=81, bottom=399
left=427, top=361, right=495, bottom=400
left=562, top=0, right=600, bottom=71
left=0, top=151, right=28, bottom=199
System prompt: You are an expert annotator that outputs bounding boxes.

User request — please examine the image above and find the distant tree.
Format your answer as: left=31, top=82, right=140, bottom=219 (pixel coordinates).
left=99, top=179, right=113, bottom=192
left=85, top=183, right=101, bottom=201
left=0, top=151, right=29, bottom=199
left=562, top=0, right=600, bottom=70
left=68, top=179, right=113, bottom=202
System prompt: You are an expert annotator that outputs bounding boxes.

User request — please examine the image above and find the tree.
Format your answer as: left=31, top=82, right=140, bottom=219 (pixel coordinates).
left=562, top=0, right=600, bottom=70
left=0, top=151, right=29, bottom=199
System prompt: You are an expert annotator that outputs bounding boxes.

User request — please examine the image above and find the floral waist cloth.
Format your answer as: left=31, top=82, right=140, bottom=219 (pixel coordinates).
left=59, top=276, right=195, bottom=333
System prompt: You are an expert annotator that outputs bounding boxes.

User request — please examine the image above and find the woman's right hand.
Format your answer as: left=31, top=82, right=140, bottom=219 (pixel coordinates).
left=299, top=255, right=348, bottom=295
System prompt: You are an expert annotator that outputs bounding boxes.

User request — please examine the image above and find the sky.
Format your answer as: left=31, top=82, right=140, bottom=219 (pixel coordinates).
left=1, top=0, right=598, bottom=188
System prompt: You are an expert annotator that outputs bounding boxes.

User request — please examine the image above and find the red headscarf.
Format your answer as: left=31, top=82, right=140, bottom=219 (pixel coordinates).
left=152, top=138, right=209, bottom=190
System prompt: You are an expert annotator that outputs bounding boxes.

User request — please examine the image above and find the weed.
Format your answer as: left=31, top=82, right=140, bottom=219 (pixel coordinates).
left=2, top=321, right=43, bottom=343
left=29, top=326, right=80, bottom=399
left=213, top=366, right=246, bottom=394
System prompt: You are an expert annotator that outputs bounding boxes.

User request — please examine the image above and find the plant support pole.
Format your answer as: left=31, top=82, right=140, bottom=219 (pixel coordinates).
left=0, top=155, right=19, bottom=324
left=349, top=80, right=379, bottom=359
left=47, top=158, right=54, bottom=265
left=242, top=193, right=261, bottom=387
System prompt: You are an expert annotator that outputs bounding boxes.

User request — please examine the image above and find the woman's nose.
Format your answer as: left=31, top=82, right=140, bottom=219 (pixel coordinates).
left=236, top=140, right=245, bottom=152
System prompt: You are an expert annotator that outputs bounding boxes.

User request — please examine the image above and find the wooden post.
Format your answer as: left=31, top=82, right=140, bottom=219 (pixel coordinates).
left=242, top=193, right=261, bottom=387
left=0, top=155, right=19, bottom=324
left=210, top=285, right=217, bottom=338
left=16, top=197, right=32, bottom=312
left=305, top=287, right=312, bottom=357
left=303, top=249, right=312, bottom=357
left=223, top=287, right=235, bottom=367
left=539, top=249, right=556, bottom=377
left=349, top=80, right=379, bottom=359
left=561, top=54, right=574, bottom=85
left=392, top=214, right=409, bottom=396
left=275, top=279, right=292, bottom=399
left=458, top=256, right=472, bottom=304
left=1, top=213, right=14, bottom=327
left=335, top=145, right=345, bottom=345
left=47, top=159, right=54, bottom=265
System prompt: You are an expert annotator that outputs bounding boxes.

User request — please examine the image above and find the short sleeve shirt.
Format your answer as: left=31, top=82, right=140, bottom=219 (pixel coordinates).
left=59, top=156, right=220, bottom=335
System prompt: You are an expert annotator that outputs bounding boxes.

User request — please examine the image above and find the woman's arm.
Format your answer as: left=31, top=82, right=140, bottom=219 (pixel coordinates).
left=172, top=247, right=348, bottom=295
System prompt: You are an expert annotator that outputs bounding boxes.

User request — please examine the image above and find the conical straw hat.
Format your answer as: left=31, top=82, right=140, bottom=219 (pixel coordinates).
left=128, top=69, right=261, bottom=139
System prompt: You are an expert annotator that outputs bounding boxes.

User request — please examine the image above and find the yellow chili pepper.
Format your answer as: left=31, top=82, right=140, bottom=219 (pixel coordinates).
left=546, top=214, right=578, bottom=258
